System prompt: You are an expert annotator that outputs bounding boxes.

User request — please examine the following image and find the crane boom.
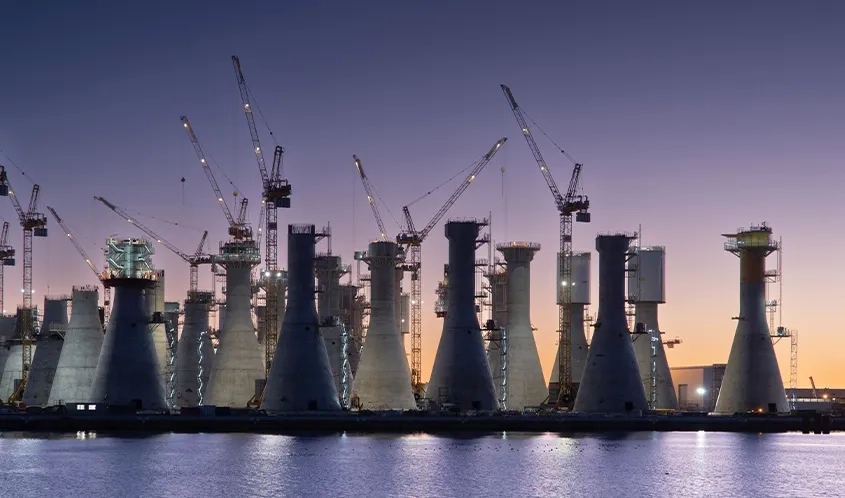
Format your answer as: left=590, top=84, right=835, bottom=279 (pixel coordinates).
left=500, top=84, right=590, bottom=407
left=180, top=116, right=252, bottom=240
left=232, top=55, right=270, bottom=184
left=416, top=137, right=507, bottom=241
left=0, top=221, right=15, bottom=316
left=395, top=137, right=507, bottom=395
left=46, top=206, right=100, bottom=279
left=353, top=155, right=389, bottom=241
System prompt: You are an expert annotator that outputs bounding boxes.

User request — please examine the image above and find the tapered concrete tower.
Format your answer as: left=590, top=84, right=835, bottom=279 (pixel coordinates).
left=174, top=290, right=214, bottom=408
left=48, top=287, right=105, bottom=404
left=23, top=296, right=70, bottom=405
left=628, top=246, right=678, bottom=410
left=90, top=238, right=166, bottom=409
left=574, top=234, right=648, bottom=413
left=204, top=239, right=264, bottom=407
left=497, top=242, right=547, bottom=409
left=146, top=270, right=176, bottom=406
left=316, top=253, right=353, bottom=399
left=714, top=224, right=789, bottom=414
left=261, top=224, right=340, bottom=412
left=353, top=241, right=416, bottom=410
left=427, top=220, right=498, bottom=411
left=485, top=268, right=508, bottom=398
left=549, top=252, right=591, bottom=397
left=0, top=310, right=31, bottom=400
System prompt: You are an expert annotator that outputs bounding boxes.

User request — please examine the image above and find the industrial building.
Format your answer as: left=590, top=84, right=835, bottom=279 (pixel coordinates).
left=670, top=364, right=726, bottom=412
left=427, top=220, right=498, bottom=411
left=574, top=234, right=648, bottom=414
left=352, top=241, right=416, bottom=410
left=496, top=241, right=546, bottom=410
left=261, top=224, right=341, bottom=412
left=713, top=224, right=789, bottom=414
left=627, top=246, right=678, bottom=410
left=90, top=238, right=166, bottom=410
left=48, top=287, right=104, bottom=405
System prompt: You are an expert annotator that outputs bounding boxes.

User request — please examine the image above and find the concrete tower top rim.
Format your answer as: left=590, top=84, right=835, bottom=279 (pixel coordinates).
left=44, top=294, right=72, bottom=302
left=72, top=285, right=99, bottom=293
left=722, top=223, right=778, bottom=254
left=445, top=217, right=489, bottom=227
left=496, top=241, right=541, bottom=251
left=186, top=290, right=214, bottom=303
left=596, top=231, right=637, bottom=240
left=629, top=245, right=665, bottom=253
left=101, top=276, right=157, bottom=289
left=289, top=223, right=315, bottom=234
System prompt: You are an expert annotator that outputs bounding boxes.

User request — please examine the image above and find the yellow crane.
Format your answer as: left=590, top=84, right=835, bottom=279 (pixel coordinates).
left=0, top=166, right=47, bottom=403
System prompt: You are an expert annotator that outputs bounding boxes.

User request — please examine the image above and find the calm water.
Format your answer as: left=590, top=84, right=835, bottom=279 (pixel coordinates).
left=0, top=431, right=840, bottom=497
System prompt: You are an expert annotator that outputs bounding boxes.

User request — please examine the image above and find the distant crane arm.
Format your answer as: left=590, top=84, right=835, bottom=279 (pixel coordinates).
left=180, top=116, right=237, bottom=227
left=194, top=231, right=208, bottom=258
left=46, top=206, right=101, bottom=281
left=0, top=166, right=27, bottom=225
left=417, top=137, right=507, bottom=240
left=0, top=222, right=7, bottom=245
left=353, top=155, right=389, bottom=241
left=94, top=196, right=193, bottom=264
left=232, top=55, right=270, bottom=185
left=500, top=85, right=565, bottom=211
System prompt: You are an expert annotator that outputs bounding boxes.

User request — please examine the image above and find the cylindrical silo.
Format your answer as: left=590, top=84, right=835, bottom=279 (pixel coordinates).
left=90, top=279, right=166, bottom=410
left=48, top=287, right=104, bottom=405
left=204, top=240, right=264, bottom=407
left=261, top=224, right=340, bottom=412
left=174, top=291, right=214, bottom=408
left=497, top=242, right=547, bottom=410
left=316, top=254, right=352, bottom=398
left=714, top=225, right=788, bottom=414
left=23, top=296, right=70, bottom=405
left=549, top=252, right=591, bottom=394
left=573, top=234, right=648, bottom=413
left=353, top=241, right=416, bottom=410
left=627, top=246, right=678, bottom=410
left=427, top=220, right=498, bottom=411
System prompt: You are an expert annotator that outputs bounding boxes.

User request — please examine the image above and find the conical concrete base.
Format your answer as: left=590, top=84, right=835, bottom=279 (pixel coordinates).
left=713, top=281, right=788, bottom=414
left=427, top=221, right=498, bottom=411
left=261, top=226, right=340, bottom=412
left=175, top=299, right=214, bottom=408
left=0, top=344, right=34, bottom=400
left=22, top=336, right=63, bottom=406
left=632, top=303, right=678, bottom=410
left=204, top=264, right=264, bottom=408
left=90, top=281, right=166, bottom=410
left=48, top=288, right=104, bottom=405
left=573, top=235, right=648, bottom=413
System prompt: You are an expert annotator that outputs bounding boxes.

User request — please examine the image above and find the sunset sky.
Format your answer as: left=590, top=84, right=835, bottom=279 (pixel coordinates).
left=1, top=1, right=843, bottom=387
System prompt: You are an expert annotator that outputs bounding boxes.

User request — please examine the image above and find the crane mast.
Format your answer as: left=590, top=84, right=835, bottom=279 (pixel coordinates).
left=501, top=84, right=590, bottom=407
left=180, top=116, right=252, bottom=241
left=0, top=222, right=15, bottom=315
left=353, top=155, right=389, bottom=241
left=396, top=138, right=507, bottom=395
left=231, top=56, right=291, bottom=378
left=46, top=206, right=111, bottom=325
left=0, top=165, right=47, bottom=403
left=94, top=196, right=212, bottom=292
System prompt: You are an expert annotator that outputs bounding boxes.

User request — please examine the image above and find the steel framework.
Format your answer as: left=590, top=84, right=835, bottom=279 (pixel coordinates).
left=0, top=222, right=15, bottom=315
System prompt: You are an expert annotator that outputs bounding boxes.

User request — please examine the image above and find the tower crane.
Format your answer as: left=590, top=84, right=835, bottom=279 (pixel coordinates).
left=0, top=165, right=48, bottom=403
left=180, top=116, right=253, bottom=241
left=46, top=206, right=111, bottom=325
left=501, top=84, right=590, bottom=407
left=396, top=137, right=507, bottom=395
left=0, top=222, right=16, bottom=315
left=231, top=55, right=292, bottom=376
left=94, top=196, right=212, bottom=292
left=353, top=155, right=389, bottom=241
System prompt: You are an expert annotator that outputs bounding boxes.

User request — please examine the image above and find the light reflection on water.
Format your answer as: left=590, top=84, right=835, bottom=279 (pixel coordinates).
left=0, top=431, right=842, bottom=498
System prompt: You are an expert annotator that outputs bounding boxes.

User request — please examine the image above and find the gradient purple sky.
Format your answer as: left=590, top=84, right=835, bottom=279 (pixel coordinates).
left=1, top=1, right=843, bottom=386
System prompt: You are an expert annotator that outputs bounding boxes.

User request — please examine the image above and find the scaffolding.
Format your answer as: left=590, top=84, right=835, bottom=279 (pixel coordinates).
left=765, top=236, right=798, bottom=398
